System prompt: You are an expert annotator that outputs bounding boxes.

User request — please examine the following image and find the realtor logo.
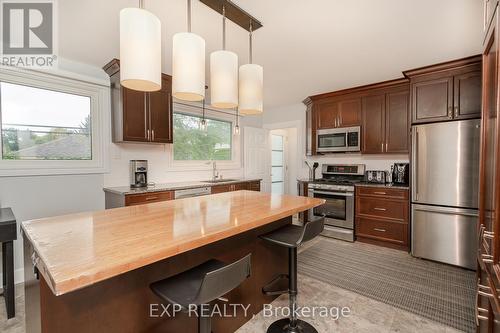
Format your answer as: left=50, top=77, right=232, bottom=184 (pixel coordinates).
left=1, top=0, right=58, bottom=68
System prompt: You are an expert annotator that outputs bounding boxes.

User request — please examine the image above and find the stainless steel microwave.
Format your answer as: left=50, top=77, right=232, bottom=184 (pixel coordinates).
left=316, top=126, right=361, bottom=153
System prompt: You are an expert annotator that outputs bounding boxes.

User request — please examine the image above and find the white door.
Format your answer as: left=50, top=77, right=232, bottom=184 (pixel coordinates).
left=244, top=127, right=271, bottom=192
left=271, top=134, right=286, bottom=194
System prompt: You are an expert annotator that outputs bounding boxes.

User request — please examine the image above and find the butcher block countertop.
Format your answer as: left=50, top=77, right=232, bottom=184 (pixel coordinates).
left=21, top=191, right=324, bottom=296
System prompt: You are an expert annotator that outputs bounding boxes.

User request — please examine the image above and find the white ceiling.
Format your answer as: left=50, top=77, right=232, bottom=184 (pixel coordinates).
left=58, top=0, right=483, bottom=110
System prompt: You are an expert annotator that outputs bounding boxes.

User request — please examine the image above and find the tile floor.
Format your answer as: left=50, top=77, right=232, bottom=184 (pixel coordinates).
left=0, top=274, right=463, bottom=333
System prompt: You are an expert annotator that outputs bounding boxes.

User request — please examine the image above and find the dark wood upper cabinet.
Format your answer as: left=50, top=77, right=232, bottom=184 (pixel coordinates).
left=338, top=98, right=362, bottom=127
left=122, top=87, right=148, bottom=142
left=362, top=94, right=385, bottom=154
left=149, top=75, right=173, bottom=143
left=316, top=99, right=338, bottom=129
left=361, top=80, right=409, bottom=154
left=103, top=59, right=173, bottom=144
left=404, top=55, right=482, bottom=124
left=453, top=71, right=482, bottom=120
left=386, top=90, right=409, bottom=153
left=410, top=76, right=453, bottom=123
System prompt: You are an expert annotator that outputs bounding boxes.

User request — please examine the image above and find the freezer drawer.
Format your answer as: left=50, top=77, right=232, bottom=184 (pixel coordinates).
left=411, top=204, right=477, bottom=269
left=412, top=119, right=480, bottom=208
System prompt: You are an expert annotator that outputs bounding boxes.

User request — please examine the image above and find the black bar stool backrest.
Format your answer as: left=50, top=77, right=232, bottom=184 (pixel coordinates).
left=298, top=217, right=325, bottom=245
left=194, top=254, right=252, bottom=305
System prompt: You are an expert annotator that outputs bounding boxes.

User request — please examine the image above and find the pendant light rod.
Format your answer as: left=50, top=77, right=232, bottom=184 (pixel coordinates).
left=199, top=0, right=262, bottom=31
left=139, top=0, right=144, bottom=9
left=222, top=5, right=226, bottom=50
left=187, top=0, right=192, bottom=32
left=249, top=20, right=253, bottom=64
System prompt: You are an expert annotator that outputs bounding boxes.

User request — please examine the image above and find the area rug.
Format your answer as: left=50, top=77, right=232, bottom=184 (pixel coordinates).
left=298, top=237, right=476, bottom=332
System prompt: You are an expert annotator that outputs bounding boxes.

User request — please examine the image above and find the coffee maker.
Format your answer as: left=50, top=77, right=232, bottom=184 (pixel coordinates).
left=130, top=160, right=148, bottom=188
left=392, top=163, right=410, bottom=185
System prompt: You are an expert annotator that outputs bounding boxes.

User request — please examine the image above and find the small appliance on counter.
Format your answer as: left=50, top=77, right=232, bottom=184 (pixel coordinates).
left=392, top=163, right=410, bottom=185
left=365, top=170, right=386, bottom=184
left=130, top=160, right=148, bottom=188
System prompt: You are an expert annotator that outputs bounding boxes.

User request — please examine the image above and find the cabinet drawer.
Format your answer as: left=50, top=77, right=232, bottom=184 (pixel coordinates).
left=356, top=186, right=408, bottom=200
left=356, top=217, right=407, bottom=245
left=211, top=185, right=232, bottom=194
left=125, top=191, right=174, bottom=206
left=356, top=197, right=407, bottom=221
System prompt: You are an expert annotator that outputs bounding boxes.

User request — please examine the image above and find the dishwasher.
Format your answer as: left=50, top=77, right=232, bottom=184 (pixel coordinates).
left=174, top=187, right=212, bottom=199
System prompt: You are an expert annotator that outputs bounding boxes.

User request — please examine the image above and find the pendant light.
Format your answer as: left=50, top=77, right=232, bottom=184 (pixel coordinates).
left=233, top=107, right=240, bottom=135
left=120, top=0, right=161, bottom=92
left=172, top=0, right=206, bottom=101
left=210, top=5, right=238, bottom=109
left=200, top=98, right=208, bottom=132
left=239, top=21, right=263, bottom=115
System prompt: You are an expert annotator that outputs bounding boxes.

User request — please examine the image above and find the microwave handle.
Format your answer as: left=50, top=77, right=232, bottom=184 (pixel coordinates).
left=310, top=190, right=354, bottom=197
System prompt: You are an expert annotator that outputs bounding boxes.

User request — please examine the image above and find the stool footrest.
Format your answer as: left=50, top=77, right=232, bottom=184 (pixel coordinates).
left=262, top=274, right=289, bottom=296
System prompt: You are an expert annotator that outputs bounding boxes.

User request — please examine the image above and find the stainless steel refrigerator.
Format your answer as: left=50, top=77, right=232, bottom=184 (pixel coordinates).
left=411, top=119, right=481, bottom=270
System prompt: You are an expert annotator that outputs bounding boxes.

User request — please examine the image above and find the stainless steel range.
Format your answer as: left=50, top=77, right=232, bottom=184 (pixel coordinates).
left=308, top=164, right=365, bottom=242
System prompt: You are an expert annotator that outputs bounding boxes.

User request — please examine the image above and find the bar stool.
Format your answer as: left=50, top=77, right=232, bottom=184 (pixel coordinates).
left=261, top=217, right=325, bottom=333
left=150, top=254, right=251, bottom=333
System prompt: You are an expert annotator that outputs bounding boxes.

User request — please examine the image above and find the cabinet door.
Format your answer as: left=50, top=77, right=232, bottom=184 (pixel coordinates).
left=316, top=99, right=338, bottom=129
left=338, top=98, right=362, bottom=127
left=233, top=182, right=248, bottom=191
left=453, top=71, right=482, bottom=120
left=411, top=76, right=453, bottom=123
left=211, top=185, right=232, bottom=194
left=362, top=94, right=385, bottom=153
left=149, top=75, right=173, bottom=143
left=385, top=90, right=409, bottom=153
left=122, top=87, right=148, bottom=142
left=305, top=104, right=313, bottom=156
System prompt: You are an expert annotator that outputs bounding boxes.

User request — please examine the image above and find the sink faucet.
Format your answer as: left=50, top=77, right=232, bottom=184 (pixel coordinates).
left=207, top=161, right=219, bottom=180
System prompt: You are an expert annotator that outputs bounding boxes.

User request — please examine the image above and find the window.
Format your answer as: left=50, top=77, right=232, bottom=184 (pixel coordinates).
left=173, top=112, right=232, bottom=161
left=0, top=66, right=109, bottom=176
left=1, top=82, right=92, bottom=160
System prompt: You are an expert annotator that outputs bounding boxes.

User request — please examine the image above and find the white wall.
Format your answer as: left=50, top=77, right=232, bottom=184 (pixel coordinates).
left=0, top=174, right=105, bottom=284
left=263, top=103, right=409, bottom=181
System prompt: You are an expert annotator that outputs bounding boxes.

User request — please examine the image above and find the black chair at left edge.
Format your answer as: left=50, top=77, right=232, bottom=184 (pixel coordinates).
left=150, top=254, right=252, bottom=333
left=0, top=208, right=17, bottom=319
left=260, top=216, right=325, bottom=333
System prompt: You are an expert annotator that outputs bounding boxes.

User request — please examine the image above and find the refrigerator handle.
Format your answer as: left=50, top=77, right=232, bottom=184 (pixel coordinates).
left=413, top=128, right=419, bottom=201
left=413, top=205, right=479, bottom=217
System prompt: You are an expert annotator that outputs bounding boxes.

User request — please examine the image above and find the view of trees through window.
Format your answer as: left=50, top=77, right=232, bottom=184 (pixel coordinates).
left=0, top=82, right=92, bottom=160
left=173, top=112, right=232, bottom=161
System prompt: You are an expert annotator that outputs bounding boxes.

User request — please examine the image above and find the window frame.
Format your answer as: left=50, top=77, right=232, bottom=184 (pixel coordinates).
left=166, top=102, right=241, bottom=171
left=0, top=66, right=109, bottom=176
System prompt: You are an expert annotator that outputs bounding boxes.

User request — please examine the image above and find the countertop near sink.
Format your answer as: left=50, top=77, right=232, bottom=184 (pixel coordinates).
left=103, top=178, right=262, bottom=195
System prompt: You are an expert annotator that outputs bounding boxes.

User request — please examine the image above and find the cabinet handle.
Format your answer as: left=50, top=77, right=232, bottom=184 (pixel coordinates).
left=454, top=106, right=459, bottom=118
left=145, top=196, right=159, bottom=201
left=144, top=95, right=148, bottom=139
left=374, top=207, right=387, bottom=211
left=482, top=254, right=494, bottom=264
left=381, top=143, right=384, bottom=151
left=373, top=191, right=386, bottom=195
left=152, top=129, right=155, bottom=142
left=374, top=228, right=386, bottom=232
left=339, top=117, right=342, bottom=126
left=147, top=129, right=150, bottom=141
left=448, top=107, right=453, bottom=119
left=385, top=143, right=388, bottom=152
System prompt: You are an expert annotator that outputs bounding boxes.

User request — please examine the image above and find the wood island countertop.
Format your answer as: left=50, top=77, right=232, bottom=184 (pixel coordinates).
left=21, top=191, right=324, bottom=296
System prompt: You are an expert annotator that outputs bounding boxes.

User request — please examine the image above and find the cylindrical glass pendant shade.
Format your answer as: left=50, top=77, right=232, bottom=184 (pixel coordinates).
left=239, top=64, right=263, bottom=115
left=172, top=32, right=206, bottom=101
left=120, top=8, right=162, bottom=92
left=210, top=50, right=238, bottom=109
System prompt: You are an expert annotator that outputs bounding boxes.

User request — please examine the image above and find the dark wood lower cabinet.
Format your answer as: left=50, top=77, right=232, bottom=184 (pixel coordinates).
left=355, top=186, right=409, bottom=251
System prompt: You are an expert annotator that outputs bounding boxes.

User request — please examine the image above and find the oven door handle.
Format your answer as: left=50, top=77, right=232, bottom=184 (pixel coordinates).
left=310, top=190, right=354, bottom=197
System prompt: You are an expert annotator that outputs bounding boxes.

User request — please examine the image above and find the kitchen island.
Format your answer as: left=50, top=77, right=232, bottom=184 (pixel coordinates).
left=21, top=190, right=324, bottom=333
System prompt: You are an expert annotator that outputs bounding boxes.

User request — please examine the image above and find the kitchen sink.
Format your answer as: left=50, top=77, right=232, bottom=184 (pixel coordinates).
left=203, top=179, right=238, bottom=183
